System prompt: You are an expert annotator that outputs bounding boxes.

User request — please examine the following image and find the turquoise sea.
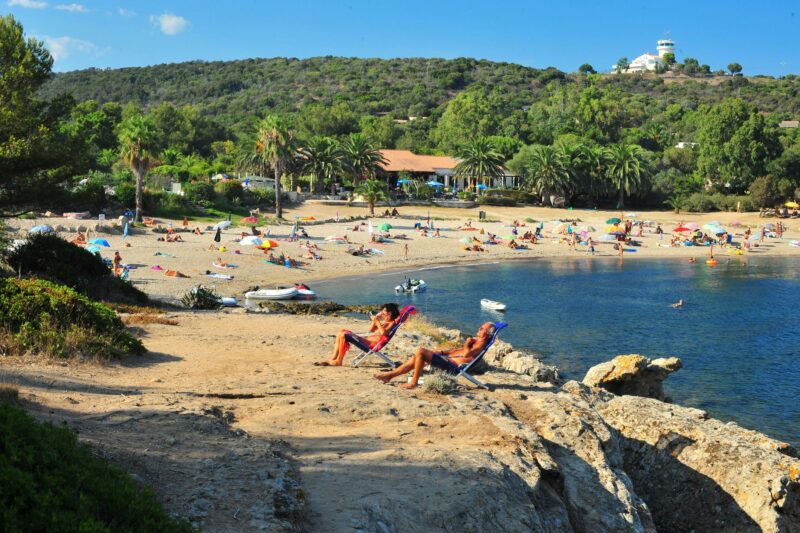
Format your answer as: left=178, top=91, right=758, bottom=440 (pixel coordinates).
left=314, top=257, right=800, bottom=447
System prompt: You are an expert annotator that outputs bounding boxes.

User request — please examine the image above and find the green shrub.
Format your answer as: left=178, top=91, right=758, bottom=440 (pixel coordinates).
left=423, top=370, right=458, bottom=395
left=70, top=179, right=107, bottom=212
left=749, top=175, right=781, bottom=208
left=477, top=196, right=516, bottom=206
left=0, top=401, right=191, bottom=531
left=4, top=234, right=148, bottom=305
left=183, top=181, right=215, bottom=203
left=143, top=190, right=165, bottom=212
left=457, top=191, right=476, bottom=201
left=0, top=278, right=144, bottom=359
left=214, top=180, right=244, bottom=204
left=244, top=187, right=275, bottom=207
left=159, top=193, right=189, bottom=212
left=683, top=192, right=716, bottom=212
left=114, top=182, right=136, bottom=208
left=181, top=285, right=222, bottom=310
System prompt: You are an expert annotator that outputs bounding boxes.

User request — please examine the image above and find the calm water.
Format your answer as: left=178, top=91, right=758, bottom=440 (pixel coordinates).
left=314, top=257, right=800, bottom=446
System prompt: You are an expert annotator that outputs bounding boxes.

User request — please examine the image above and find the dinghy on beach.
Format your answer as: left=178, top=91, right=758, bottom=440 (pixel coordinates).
left=480, top=299, right=507, bottom=311
left=244, top=287, right=299, bottom=300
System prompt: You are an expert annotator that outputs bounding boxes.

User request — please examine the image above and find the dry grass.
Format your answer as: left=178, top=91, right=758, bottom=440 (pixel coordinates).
left=107, top=303, right=165, bottom=315
left=423, top=370, right=459, bottom=395
left=407, top=315, right=462, bottom=349
left=0, top=384, right=19, bottom=403
left=121, top=314, right=179, bottom=326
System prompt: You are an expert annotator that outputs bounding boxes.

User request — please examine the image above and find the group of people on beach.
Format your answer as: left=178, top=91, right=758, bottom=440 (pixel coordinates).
left=315, top=302, right=495, bottom=390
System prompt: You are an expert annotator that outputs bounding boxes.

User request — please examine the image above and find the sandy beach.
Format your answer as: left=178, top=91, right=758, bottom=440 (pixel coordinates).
left=10, top=204, right=800, bottom=303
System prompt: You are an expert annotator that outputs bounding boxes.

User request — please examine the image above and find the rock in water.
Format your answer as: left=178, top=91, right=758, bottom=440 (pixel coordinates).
left=582, top=354, right=682, bottom=401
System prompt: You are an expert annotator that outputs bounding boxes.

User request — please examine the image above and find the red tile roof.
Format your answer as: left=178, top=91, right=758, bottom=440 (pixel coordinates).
left=379, top=150, right=458, bottom=173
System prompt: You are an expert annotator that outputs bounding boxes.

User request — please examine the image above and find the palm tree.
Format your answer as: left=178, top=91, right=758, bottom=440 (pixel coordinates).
left=301, top=136, right=342, bottom=193
left=117, top=114, right=158, bottom=222
left=578, top=144, right=608, bottom=205
left=241, top=115, right=295, bottom=219
left=604, top=143, right=646, bottom=209
left=355, top=179, right=388, bottom=215
left=525, top=145, right=569, bottom=205
left=340, top=133, right=386, bottom=187
left=454, top=136, right=505, bottom=190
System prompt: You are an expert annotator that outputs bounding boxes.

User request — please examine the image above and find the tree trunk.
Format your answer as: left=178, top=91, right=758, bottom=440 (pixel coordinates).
left=616, top=188, right=625, bottom=209
left=369, top=201, right=375, bottom=215
left=274, top=165, right=283, bottom=219
left=134, top=164, right=144, bottom=222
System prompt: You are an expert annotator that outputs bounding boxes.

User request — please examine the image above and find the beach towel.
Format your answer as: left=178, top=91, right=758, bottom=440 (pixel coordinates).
left=206, top=273, right=233, bottom=280
left=150, top=265, right=164, bottom=270
left=164, top=270, right=189, bottom=278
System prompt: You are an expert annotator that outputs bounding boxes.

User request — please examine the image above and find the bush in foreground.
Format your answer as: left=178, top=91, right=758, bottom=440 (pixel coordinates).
left=0, top=278, right=144, bottom=359
left=4, top=234, right=148, bottom=305
left=0, top=401, right=192, bottom=532
left=180, top=285, right=222, bottom=310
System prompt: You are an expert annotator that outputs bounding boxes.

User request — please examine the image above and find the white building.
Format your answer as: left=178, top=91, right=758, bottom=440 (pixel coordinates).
left=612, top=38, right=675, bottom=73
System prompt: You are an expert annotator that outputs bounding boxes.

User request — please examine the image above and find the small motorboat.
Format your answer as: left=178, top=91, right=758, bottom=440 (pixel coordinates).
left=244, top=287, right=299, bottom=300
left=293, top=283, right=316, bottom=300
left=395, top=278, right=427, bottom=294
left=480, top=299, right=507, bottom=312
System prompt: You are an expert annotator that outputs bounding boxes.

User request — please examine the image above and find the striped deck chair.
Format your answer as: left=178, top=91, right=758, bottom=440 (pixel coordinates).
left=351, top=305, right=417, bottom=367
left=434, top=322, right=507, bottom=390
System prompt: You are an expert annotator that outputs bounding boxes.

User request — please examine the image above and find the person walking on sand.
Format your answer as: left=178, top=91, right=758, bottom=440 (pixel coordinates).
left=374, top=322, right=496, bottom=389
left=587, top=236, right=595, bottom=255
left=182, top=216, right=189, bottom=228
left=404, top=243, right=409, bottom=258
left=112, top=251, right=122, bottom=276
left=656, top=224, right=663, bottom=240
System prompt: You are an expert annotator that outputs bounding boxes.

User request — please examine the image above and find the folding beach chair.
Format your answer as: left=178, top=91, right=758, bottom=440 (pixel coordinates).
left=440, top=322, right=508, bottom=390
left=351, top=305, right=417, bottom=367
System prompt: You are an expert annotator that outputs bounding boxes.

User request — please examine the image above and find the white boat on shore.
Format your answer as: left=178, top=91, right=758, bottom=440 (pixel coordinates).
left=481, top=299, right=507, bottom=311
left=244, top=287, right=299, bottom=300
left=395, top=279, right=427, bottom=294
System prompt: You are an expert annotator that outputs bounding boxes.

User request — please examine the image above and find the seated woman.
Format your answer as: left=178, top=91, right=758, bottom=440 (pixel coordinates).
left=70, top=231, right=87, bottom=245
left=215, top=257, right=229, bottom=267
left=508, top=239, right=520, bottom=249
left=193, top=227, right=203, bottom=235
left=374, top=322, right=495, bottom=389
left=165, top=234, right=184, bottom=242
left=316, top=303, right=400, bottom=366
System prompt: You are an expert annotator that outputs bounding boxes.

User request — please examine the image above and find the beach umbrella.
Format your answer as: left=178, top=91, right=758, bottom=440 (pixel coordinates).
left=89, top=238, right=110, bottom=247
left=213, top=220, right=232, bottom=230
left=476, top=184, right=488, bottom=190
left=764, top=223, right=776, bottom=230
left=86, top=245, right=101, bottom=253
left=397, top=179, right=411, bottom=184
left=240, top=216, right=259, bottom=226
left=264, top=239, right=279, bottom=248
left=605, top=225, right=623, bottom=233
left=122, top=222, right=129, bottom=240
left=214, top=228, right=221, bottom=243
left=459, top=237, right=473, bottom=244
left=702, top=223, right=720, bottom=232
left=605, top=217, right=621, bottom=224
left=426, top=181, right=444, bottom=187
left=29, top=224, right=54, bottom=234
left=378, top=223, right=392, bottom=231
left=240, top=236, right=263, bottom=246
left=785, top=201, right=799, bottom=208
left=673, top=226, right=691, bottom=233
left=685, top=222, right=700, bottom=230
left=608, top=230, right=626, bottom=236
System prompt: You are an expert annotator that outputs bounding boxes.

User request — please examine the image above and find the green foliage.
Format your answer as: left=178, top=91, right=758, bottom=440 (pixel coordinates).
left=355, top=179, right=388, bottom=214
left=683, top=192, right=716, bottom=213
left=423, top=370, right=459, bottom=394
left=454, top=136, right=505, bottom=188
left=0, top=401, right=190, bottom=531
left=181, top=285, right=222, bottom=310
left=457, top=191, right=476, bottom=201
left=114, top=182, right=136, bottom=208
left=340, top=133, right=386, bottom=187
left=300, top=136, right=342, bottom=193
left=477, top=195, right=516, bottom=206
left=748, top=175, right=781, bottom=208
left=214, top=180, right=244, bottom=204
left=0, top=278, right=144, bottom=358
left=183, top=181, right=216, bottom=203
left=117, top=112, right=158, bottom=221
left=5, top=234, right=148, bottom=304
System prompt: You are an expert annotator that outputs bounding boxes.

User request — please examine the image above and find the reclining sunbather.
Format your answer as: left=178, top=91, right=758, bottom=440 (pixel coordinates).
left=316, top=303, right=400, bottom=366
left=374, top=322, right=496, bottom=389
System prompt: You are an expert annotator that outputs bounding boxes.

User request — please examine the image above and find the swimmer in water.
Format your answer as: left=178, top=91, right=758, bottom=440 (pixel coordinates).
left=670, top=299, right=685, bottom=308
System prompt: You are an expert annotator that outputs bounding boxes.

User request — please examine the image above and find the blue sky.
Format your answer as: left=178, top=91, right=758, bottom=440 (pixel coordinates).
left=6, top=0, right=800, bottom=75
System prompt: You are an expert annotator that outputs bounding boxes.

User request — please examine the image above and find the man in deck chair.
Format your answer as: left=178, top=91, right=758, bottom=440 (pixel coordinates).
left=315, top=303, right=401, bottom=367
left=374, top=322, right=500, bottom=389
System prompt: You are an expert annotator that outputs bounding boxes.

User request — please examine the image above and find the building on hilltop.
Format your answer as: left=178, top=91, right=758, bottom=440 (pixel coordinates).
left=612, top=38, right=675, bottom=73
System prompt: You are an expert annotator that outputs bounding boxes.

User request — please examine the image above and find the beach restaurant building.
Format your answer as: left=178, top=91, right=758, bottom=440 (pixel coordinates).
left=378, top=149, right=515, bottom=190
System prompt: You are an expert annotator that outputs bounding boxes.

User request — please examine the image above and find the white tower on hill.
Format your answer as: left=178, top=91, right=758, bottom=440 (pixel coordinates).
left=657, top=38, right=675, bottom=58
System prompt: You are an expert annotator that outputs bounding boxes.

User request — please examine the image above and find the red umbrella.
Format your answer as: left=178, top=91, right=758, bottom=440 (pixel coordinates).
left=241, top=216, right=259, bottom=225
left=673, top=226, right=691, bottom=232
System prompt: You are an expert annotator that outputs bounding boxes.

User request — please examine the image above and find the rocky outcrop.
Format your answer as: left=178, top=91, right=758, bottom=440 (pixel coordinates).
left=582, top=354, right=682, bottom=400
left=477, top=339, right=562, bottom=385
left=592, top=394, right=800, bottom=532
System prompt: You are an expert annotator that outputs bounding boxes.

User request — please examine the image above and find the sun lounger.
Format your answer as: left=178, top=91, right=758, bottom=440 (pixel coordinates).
left=351, top=305, right=417, bottom=367
left=437, top=322, right=508, bottom=390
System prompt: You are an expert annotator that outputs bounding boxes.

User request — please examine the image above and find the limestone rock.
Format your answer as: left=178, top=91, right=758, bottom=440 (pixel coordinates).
left=483, top=340, right=561, bottom=384
left=595, top=395, right=800, bottom=532
left=582, top=354, right=681, bottom=400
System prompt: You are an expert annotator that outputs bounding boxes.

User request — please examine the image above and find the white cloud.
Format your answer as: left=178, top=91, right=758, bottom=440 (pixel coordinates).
left=8, top=0, right=48, bottom=8
left=55, top=3, right=87, bottom=12
left=150, top=13, right=189, bottom=36
left=117, top=7, right=135, bottom=17
left=43, top=35, right=98, bottom=61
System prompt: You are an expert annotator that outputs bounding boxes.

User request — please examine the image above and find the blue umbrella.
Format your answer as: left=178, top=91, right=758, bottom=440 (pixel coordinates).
left=123, top=222, right=129, bottom=240
left=426, top=181, right=444, bottom=187
left=397, top=179, right=411, bottom=184
left=89, top=238, right=110, bottom=247
left=86, top=245, right=101, bottom=253
left=477, top=184, right=488, bottom=190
